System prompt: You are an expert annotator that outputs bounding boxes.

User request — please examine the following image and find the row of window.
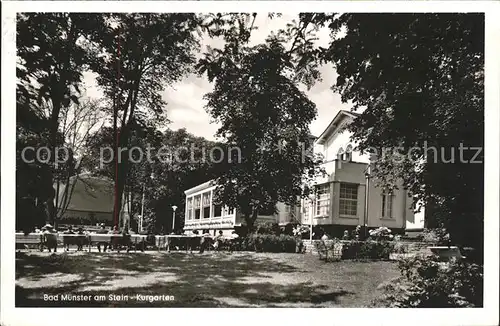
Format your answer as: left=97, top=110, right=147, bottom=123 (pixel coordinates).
left=303, top=183, right=394, bottom=219
left=186, top=193, right=235, bottom=221
left=186, top=184, right=394, bottom=221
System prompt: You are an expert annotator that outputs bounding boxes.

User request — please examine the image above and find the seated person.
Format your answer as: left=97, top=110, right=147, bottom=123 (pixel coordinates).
left=213, top=230, right=224, bottom=251
left=108, top=225, right=120, bottom=250
left=118, top=226, right=131, bottom=253
left=41, top=224, right=58, bottom=253
left=96, top=223, right=109, bottom=252
left=63, top=225, right=75, bottom=251
left=75, top=227, right=86, bottom=251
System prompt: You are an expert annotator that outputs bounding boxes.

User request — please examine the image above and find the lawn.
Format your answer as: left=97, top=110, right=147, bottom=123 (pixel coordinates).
left=15, top=251, right=399, bottom=307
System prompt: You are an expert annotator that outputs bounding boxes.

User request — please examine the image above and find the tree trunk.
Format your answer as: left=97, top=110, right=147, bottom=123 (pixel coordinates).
left=112, top=123, right=131, bottom=227
left=244, top=209, right=258, bottom=233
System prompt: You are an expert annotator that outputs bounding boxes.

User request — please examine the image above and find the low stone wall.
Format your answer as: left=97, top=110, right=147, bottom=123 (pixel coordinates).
left=302, top=239, right=436, bottom=259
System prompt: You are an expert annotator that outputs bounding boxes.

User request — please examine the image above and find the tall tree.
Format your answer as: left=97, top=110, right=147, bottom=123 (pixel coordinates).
left=54, top=98, right=106, bottom=220
left=197, top=14, right=323, bottom=231
left=84, top=126, right=218, bottom=233
left=294, top=13, right=484, bottom=253
left=17, top=13, right=107, bottom=225
left=93, top=13, right=201, bottom=225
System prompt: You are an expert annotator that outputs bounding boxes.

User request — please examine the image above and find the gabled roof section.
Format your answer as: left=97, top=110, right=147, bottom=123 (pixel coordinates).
left=184, top=180, right=216, bottom=195
left=315, top=110, right=359, bottom=145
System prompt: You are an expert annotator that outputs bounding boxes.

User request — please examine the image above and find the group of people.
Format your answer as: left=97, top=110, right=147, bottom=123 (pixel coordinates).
left=29, top=223, right=241, bottom=254
left=196, top=230, right=240, bottom=253
left=95, top=223, right=133, bottom=253
left=33, top=223, right=134, bottom=253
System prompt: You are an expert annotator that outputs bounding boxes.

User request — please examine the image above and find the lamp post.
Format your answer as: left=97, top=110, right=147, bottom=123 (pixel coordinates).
left=139, top=184, right=145, bottom=233
left=364, top=165, right=371, bottom=238
left=139, top=173, right=155, bottom=234
left=171, top=205, right=178, bottom=233
left=308, top=193, right=315, bottom=242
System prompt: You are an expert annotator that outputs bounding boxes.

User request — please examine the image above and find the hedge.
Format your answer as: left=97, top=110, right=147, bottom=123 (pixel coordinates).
left=341, top=240, right=395, bottom=260
left=240, top=234, right=302, bottom=253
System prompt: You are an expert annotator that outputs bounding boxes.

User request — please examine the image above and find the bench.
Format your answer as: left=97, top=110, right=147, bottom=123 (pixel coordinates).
left=15, top=233, right=43, bottom=250
left=15, top=233, right=148, bottom=252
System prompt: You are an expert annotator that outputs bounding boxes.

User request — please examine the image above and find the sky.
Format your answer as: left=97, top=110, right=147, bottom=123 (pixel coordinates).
left=81, top=14, right=353, bottom=141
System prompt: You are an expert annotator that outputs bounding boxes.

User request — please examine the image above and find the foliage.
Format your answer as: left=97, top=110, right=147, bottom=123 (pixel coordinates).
left=291, top=13, right=484, bottom=253
left=84, top=126, right=217, bottom=233
left=419, top=228, right=449, bottom=244
left=255, top=222, right=281, bottom=235
left=241, top=234, right=301, bottom=253
left=315, top=240, right=343, bottom=261
left=341, top=240, right=395, bottom=260
left=198, top=13, right=324, bottom=231
left=368, top=226, right=394, bottom=241
left=92, top=13, right=202, bottom=221
left=17, top=13, right=108, bottom=225
left=379, top=255, right=483, bottom=307
left=292, top=224, right=311, bottom=238
left=351, top=225, right=362, bottom=240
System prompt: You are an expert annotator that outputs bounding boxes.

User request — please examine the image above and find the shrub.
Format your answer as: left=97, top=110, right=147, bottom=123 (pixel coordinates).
left=379, top=255, right=483, bottom=307
left=419, top=228, right=449, bottom=244
left=240, top=234, right=300, bottom=253
left=392, top=241, right=408, bottom=254
left=341, top=240, right=395, bottom=260
left=315, top=239, right=343, bottom=261
left=368, top=227, right=394, bottom=241
left=283, top=223, right=295, bottom=236
left=256, top=222, right=281, bottom=235
left=292, top=224, right=310, bottom=239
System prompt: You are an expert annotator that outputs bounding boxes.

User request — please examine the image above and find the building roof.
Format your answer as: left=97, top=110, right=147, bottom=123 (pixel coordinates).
left=315, top=110, right=359, bottom=145
left=184, top=180, right=215, bottom=196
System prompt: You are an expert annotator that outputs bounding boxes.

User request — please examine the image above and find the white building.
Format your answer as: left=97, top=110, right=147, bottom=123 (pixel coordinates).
left=300, top=110, right=425, bottom=235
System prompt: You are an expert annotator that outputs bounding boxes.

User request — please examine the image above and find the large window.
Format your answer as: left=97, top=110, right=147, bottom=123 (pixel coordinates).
left=213, top=204, right=222, bottom=218
left=202, top=192, right=211, bottom=218
left=302, top=200, right=310, bottom=222
left=315, top=183, right=330, bottom=216
left=345, top=144, right=353, bottom=161
left=381, top=192, right=393, bottom=219
left=187, top=197, right=193, bottom=220
left=194, top=195, right=201, bottom=219
left=339, top=183, right=358, bottom=217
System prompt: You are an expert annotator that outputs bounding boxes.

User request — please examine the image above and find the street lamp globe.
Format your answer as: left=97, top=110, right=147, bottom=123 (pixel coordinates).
left=172, top=205, right=178, bottom=211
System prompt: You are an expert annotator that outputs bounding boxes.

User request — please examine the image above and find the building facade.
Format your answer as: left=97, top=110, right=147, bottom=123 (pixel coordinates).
left=183, top=110, right=425, bottom=235
left=56, top=174, right=131, bottom=229
left=300, top=110, right=425, bottom=234
left=183, top=181, right=287, bottom=236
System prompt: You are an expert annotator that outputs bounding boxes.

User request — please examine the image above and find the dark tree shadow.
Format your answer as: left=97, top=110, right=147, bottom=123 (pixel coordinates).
left=15, top=251, right=372, bottom=307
